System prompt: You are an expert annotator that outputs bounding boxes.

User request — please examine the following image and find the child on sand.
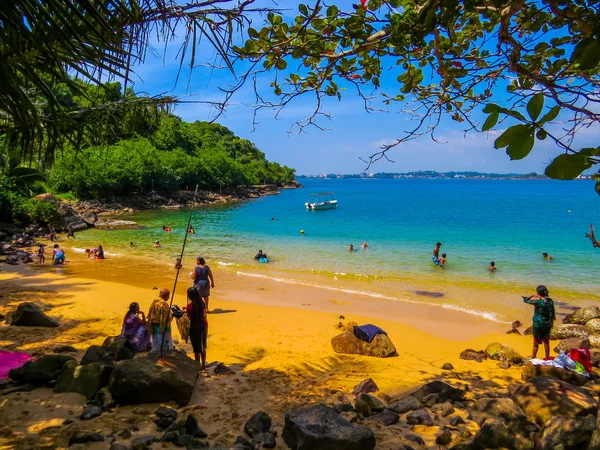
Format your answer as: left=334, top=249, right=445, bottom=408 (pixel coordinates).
left=85, top=248, right=98, bottom=259
left=37, top=244, right=45, bottom=264
left=488, top=261, right=496, bottom=271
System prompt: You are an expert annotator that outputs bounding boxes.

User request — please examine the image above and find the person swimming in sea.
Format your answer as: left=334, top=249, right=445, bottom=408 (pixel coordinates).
left=130, top=242, right=134, bottom=247
left=154, top=241, right=161, bottom=248
left=488, top=261, right=496, bottom=271
left=438, top=253, right=448, bottom=268
left=362, top=242, right=368, bottom=249
left=163, top=226, right=172, bottom=232
left=433, top=242, right=442, bottom=264
left=188, top=226, right=195, bottom=234
left=174, top=258, right=182, bottom=270
left=254, top=250, right=268, bottom=260
left=348, top=244, right=354, bottom=252
left=542, top=252, right=554, bottom=260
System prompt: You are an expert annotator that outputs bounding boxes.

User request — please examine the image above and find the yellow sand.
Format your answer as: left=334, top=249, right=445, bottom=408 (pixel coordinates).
left=0, top=263, right=537, bottom=450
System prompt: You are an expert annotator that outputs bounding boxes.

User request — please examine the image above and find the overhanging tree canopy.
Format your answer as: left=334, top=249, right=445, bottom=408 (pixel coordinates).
left=230, top=0, right=600, bottom=192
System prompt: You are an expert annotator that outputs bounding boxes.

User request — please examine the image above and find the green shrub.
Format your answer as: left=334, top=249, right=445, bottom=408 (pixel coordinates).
left=14, top=199, right=59, bottom=224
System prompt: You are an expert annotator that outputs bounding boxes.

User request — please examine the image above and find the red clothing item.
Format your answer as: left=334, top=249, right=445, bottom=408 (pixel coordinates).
left=569, top=348, right=592, bottom=373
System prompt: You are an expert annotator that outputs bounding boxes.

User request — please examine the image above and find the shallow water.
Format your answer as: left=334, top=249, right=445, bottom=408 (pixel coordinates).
left=59, top=178, right=599, bottom=322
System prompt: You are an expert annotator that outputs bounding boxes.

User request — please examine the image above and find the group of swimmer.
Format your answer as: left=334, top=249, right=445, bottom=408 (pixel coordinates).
left=348, top=242, right=368, bottom=252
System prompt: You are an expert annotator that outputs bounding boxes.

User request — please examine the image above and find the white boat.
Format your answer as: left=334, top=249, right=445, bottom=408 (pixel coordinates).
left=305, top=192, right=338, bottom=210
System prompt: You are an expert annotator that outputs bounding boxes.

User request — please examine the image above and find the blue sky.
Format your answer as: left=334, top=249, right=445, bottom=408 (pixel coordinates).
left=127, top=2, right=598, bottom=175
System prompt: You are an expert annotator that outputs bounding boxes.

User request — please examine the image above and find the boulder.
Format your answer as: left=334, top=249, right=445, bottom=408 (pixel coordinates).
left=53, top=345, right=78, bottom=353
left=554, top=337, right=590, bottom=354
left=353, top=399, right=372, bottom=418
left=587, top=319, right=600, bottom=333
left=459, top=349, right=486, bottom=362
left=371, top=409, right=399, bottom=426
left=155, top=406, right=178, bottom=420
left=81, top=211, right=98, bottom=226
left=244, top=411, right=272, bottom=437
left=54, top=361, right=113, bottom=399
left=131, top=435, right=156, bottom=450
left=563, top=306, right=600, bottom=325
left=536, top=415, right=595, bottom=450
left=512, top=376, right=597, bottom=425
left=441, top=363, right=454, bottom=370
left=282, top=404, right=376, bottom=450
left=94, top=386, right=115, bottom=409
left=95, top=219, right=139, bottom=230
left=484, top=342, right=526, bottom=366
left=467, top=418, right=532, bottom=450
left=7, top=302, right=59, bottom=327
left=357, top=393, right=385, bottom=412
left=406, top=409, right=433, bottom=426
left=590, top=334, right=600, bottom=348
left=81, top=404, right=102, bottom=420
left=109, top=351, right=200, bottom=406
left=9, top=354, right=75, bottom=386
left=412, top=381, right=466, bottom=404
left=588, top=411, right=600, bottom=450
left=253, top=432, right=276, bottom=449
left=80, top=345, right=118, bottom=366
left=550, top=324, right=591, bottom=340
left=404, top=434, right=425, bottom=446
left=521, top=362, right=589, bottom=386
left=331, top=331, right=396, bottom=358
left=524, top=326, right=533, bottom=335
left=390, top=396, right=421, bottom=414
left=103, top=336, right=135, bottom=360
left=468, top=397, right=537, bottom=438
left=431, top=402, right=454, bottom=418
left=352, top=378, right=378, bottom=396
left=436, top=429, right=452, bottom=446
left=69, top=431, right=104, bottom=445
left=449, top=415, right=465, bottom=426
left=184, top=413, right=207, bottom=438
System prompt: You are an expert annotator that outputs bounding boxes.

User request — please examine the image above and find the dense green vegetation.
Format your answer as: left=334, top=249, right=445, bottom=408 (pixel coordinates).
left=0, top=80, right=294, bottom=225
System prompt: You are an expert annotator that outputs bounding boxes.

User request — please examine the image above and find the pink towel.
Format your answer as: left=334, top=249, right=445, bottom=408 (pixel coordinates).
left=0, top=351, right=33, bottom=379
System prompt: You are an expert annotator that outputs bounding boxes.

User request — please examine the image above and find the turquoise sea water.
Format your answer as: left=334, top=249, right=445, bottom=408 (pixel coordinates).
left=70, top=178, right=599, bottom=295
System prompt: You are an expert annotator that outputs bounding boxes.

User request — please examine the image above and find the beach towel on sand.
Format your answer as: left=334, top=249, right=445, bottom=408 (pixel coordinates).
left=354, top=324, right=387, bottom=343
left=0, top=351, right=33, bottom=379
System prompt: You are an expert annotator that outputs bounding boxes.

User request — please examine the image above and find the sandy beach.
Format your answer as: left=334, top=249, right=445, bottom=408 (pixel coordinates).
left=0, top=252, right=543, bottom=450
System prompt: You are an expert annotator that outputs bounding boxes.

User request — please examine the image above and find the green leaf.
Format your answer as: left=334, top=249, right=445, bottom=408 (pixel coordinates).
left=545, top=153, right=593, bottom=180
left=526, top=93, right=544, bottom=121
left=248, top=28, right=259, bottom=39
left=327, top=5, right=338, bottom=17
left=494, top=124, right=532, bottom=149
left=483, top=103, right=500, bottom=113
left=539, top=106, right=560, bottom=124
left=275, top=59, right=288, bottom=70
left=579, top=147, right=600, bottom=157
left=299, top=4, right=309, bottom=15
left=482, top=111, right=499, bottom=131
left=536, top=129, right=547, bottom=140
left=506, top=133, right=535, bottom=160
left=571, top=38, right=600, bottom=71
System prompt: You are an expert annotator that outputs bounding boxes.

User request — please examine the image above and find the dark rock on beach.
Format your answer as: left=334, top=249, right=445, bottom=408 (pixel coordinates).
left=7, top=302, right=59, bottom=327
left=550, top=324, right=592, bottom=340
left=412, top=381, right=466, bottom=404
left=390, top=396, right=421, bottom=414
left=536, top=415, right=596, bottom=450
left=184, top=413, right=207, bottom=438
left=431, top=402, right=454, bottom=418
left=331, top=331, right=396, bottom=358
left=441, top=363, right=454, bottom=370
left=282, top=404, right=376, bottom=450
left=371, top=409, right=399, bottom=426
left=103, top=336, right=135, bottom=360
left=521, top=361, right=589, bottom=386
left=54, top=361, right=113, bottom=399
left=53, top=345, right=78, bottom=353
left=554, top=337, right=590, bottom=353
left=68, top=431, right=104, bottom=445
left=512, top=376, right=597, bottom=425
left=459, top=349, right=486, bottom=362
left=80, top=404, right=102, bottom=420
left=9, top=354, right=75, bottom=386
left=131, top=435, right=157, bottom=450
left=352, top=378, right=379, bottom=396
left=109, top=350, right=199, bottom=406
left=357, top=393, right=385, bottom=412
left=563, top=306, right=600, bottom=325
left=484, top=342, right=526, bottom=366
left=244, top=411, right=271, bottom=437
left=155, top=405, right=178, bottom=421
left=406, top=409, right=433, bottom=426
left=467, top=417, right=532, bottom=450
left=252, top=432, right=276, bottom=449
left=436, top=429, right=452, bottom=446
left=468, top=397, right=537, bottom=438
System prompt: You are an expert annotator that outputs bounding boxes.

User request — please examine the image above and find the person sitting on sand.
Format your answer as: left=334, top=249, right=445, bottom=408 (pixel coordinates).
left=523, top=285, right=555, bottom=359
left=438, top=253, right=448, bottom=268
left=254, top=250, right=268, bottom=260
left=147, top=288, right=174, bottom=352
left=154, top=240, right=161, bottom=248
left=191, top=257, right=215, bottom=311
left=362, top=242, right=368, bottom=249
left=433, top=242, right=442, bottom=263
left=488, top=261, right=496, bottom=271
left=97, top=245, right=105, bottom=260
left=120, top=302, right=151, bottom=353
left=188, top=226, right=195, bottom=234
left=348, top=244, right=354, bottom=252
left=37, top=244, right=45, bottom=264
left=67, top=224, right=75, bottom=239
left=52, top=244, right=65, bottom=265
left=85, top=248, right=98, bottom=259
left=163, top=226, right=172, bottom=232
left=186, top=287, right=208, bottom=371
left=542, top=252, right=554, bottom=260
left=175, top=258, right=182, bottom=270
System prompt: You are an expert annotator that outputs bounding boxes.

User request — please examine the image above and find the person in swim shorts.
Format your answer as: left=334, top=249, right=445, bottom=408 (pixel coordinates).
left=523, top=285, right=555, bottom=359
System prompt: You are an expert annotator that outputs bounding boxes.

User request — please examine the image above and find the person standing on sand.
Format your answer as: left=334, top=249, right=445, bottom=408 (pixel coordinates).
left=37, top=244, right=45, bottom=264
left=67, top=224, right=75, bottom=239
left=191, top=257, right=214, bottom=311
left=147, top=288, right=174, bottom=352
left=186, top=287, right=208, bottom=372
left=49, top=226, right=56, bottom=242
left=523, top=285, right=555, bottom=359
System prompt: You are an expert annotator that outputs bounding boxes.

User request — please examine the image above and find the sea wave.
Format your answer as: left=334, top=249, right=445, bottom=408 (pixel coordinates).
left=236, top=270, right=509, bottom=324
